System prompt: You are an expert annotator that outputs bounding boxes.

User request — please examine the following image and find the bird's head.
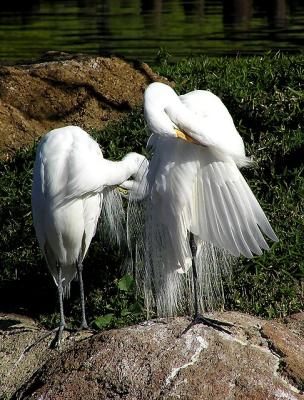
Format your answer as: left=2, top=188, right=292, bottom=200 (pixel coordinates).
left=144, top=82, right=199, bottom=144
left=118, top=152, right=149, bottom=200
left=122, top=152, right=148, bottom=172
left=121, top=153, right=149, bottom=188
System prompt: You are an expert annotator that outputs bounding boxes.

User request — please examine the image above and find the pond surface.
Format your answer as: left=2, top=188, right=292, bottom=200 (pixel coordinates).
left=0, top=0, right=303, bottom=63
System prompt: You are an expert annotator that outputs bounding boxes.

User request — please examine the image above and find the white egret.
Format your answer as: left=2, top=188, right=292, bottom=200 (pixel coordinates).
left=32, top=126, right=147, bottom=345
left=127, top=82, right=278, bottom=329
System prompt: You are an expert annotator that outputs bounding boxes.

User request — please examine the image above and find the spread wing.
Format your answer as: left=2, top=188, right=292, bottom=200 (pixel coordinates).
left=179, top=91, right=278, bottom=259
left=190, top=155, right=278, bottom=258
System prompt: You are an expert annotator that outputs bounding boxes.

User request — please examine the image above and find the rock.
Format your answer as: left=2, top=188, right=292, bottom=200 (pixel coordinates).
left=0, top=313, right=92, bottom=400
left=262, top=316, right=304, bottom=392
left=0, top=52, right=169, bottom=157
left=5, top=312, right=303, bottom=400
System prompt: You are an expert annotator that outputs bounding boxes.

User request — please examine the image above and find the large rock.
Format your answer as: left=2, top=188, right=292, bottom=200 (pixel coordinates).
left=0, top=52, right=169, bottom=157
left=0, top=313, right=92, bottom=400
left=3, top=312, right=303, bottom=400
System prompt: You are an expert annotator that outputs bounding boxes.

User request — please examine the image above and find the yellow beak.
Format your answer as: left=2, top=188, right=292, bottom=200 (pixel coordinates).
left=117, top=186, right=129, bottom=196
left=175, top=129, right=200, bottom=145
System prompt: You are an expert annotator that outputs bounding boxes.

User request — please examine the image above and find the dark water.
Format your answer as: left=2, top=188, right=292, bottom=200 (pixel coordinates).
left=0, top=0, right=303, bottom=63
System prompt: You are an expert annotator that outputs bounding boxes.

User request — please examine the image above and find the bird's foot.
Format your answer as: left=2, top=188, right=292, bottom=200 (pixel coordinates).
left=15, top=328, right=57, bottom=366
left=50, top=323, right=66, bottom=349
left=15, top=323, right=80, bottom=366
left=195, top=315, right=234, bottom=333
left=16, top=324, right=67, bottom=364
left=78, top=321, right=89, bottom=331
left=180, top=314, right=234, bottom=337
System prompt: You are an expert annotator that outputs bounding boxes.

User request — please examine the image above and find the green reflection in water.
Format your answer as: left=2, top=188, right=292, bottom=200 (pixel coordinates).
left=0, top=0, right=303, bottom=63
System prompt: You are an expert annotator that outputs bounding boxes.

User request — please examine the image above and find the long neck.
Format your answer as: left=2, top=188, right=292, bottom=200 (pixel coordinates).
left=100, top=158, right=135, bottom=187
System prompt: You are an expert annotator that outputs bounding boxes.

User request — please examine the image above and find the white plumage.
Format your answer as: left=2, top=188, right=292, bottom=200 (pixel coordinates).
left=127, top=82, right=278, bottom=317
left=32, top=125, right=147, bottom=344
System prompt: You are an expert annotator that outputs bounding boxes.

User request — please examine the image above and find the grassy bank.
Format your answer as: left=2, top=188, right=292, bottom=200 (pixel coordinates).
left=0, top=53, right=303, bottom=327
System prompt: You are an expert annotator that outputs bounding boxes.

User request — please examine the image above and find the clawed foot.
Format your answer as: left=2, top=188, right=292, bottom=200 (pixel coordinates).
left=180, top=314, right=234, bottom=337
left=78, top=320, right=97, bottom=334
left=18, top=321, right=94, bottom=363
left=49, top=324, right=69, bottom=349
left=50, top=322, right=93, bottom=348
left=79, top=320, right=89, bottom=331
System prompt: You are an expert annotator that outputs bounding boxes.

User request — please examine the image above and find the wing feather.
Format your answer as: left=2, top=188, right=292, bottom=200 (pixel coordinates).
left=227, top=180, right=264, bottom=255
left=202, top=170, right=240, bottom=256
left=196, top=159, right=277, bottom=258
left=238, top=174, right=278, bottom=242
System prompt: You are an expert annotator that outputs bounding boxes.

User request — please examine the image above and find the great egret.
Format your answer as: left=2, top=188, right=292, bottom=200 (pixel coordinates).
left=32, top=126, right=147, bottom=345
left=126, top=82, right=278, bottom=327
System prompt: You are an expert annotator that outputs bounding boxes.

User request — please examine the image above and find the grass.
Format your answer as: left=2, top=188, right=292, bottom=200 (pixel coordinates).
left=0, top=52, right=303, bottom=327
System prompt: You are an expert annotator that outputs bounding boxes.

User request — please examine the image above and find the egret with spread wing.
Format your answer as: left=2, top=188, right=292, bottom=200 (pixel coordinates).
left=32, top=126, right=147, bottom=345
left=127, top=82, right=278, bottom=326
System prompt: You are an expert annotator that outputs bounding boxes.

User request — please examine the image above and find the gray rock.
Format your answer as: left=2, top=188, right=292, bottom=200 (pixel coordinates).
left=4, top=312, right=303, bottom=400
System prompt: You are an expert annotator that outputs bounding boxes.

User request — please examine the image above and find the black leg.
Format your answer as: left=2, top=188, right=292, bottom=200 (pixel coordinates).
left=76, top=261, right=88, bottom=330
left=190, top=233, right=199, bottom=317
left=50, top=262, right=66, bottom=348
left=180, top=233, right=234, bottom=336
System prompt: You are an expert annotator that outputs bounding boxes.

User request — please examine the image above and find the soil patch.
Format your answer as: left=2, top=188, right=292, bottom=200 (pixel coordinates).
left=0, top=51, right=169, bottom=157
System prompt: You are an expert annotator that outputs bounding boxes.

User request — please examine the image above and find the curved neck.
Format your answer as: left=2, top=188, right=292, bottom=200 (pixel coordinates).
left=100, top=158, right=135, bottom=188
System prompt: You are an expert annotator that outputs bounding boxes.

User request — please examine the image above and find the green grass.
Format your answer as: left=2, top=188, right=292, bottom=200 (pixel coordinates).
left=0, top=53, right=303, bottom=327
